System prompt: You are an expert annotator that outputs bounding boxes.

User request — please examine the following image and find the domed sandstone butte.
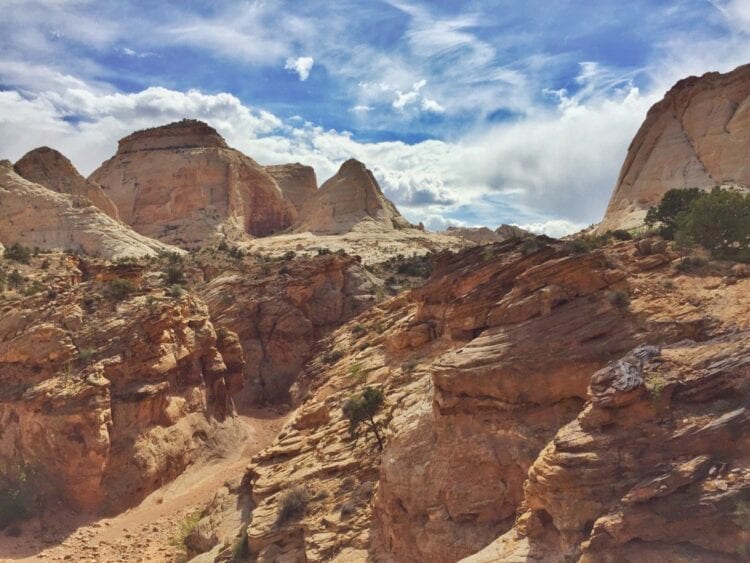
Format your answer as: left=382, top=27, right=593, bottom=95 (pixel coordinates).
left=0, top=160, right=177, bottom=259
left=599, top=62, right=750, bottom=231
left=89, top=119, right=297, bottom=247
left=14, top=146, right=120, bottom=220
left=294, top=158, right=413, bottom=234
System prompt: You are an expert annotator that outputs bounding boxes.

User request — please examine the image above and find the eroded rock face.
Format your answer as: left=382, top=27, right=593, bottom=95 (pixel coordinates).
left=264, top=163, right=318, bottom=213
left=14, top=146, right=120, bottom=220
left=0, top=161, right=177, bottom=259
left=199, top=254, right=380, bottom=404
left=0, top=257, right=245, bottom=512
left=599, top=63, right=750, bottom=231
left=295, top=159, right=412, bottom=234
left=90, top=119, right=297, bottom=247
left=466, top=334, right=750, bottom=562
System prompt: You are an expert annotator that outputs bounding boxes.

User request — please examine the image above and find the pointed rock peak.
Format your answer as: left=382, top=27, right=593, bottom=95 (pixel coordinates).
left=339, top=158, right=367, bottom=173
left=117, top=118, right=228, bottom=154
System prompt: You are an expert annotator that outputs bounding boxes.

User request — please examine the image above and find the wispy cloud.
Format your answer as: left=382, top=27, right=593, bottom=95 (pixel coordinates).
left=284, top=56, right=314, bottom=81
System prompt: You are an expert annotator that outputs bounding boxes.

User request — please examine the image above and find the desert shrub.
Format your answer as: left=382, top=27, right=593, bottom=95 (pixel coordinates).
left=674, top=188, right=750, bottom=261
left=168, top=284, right=185, bottom=298
left=316, top=247, right=332, bottom=256
left=401, top=359, right=418, bottom=375
left=675, top=256, right=707, bottom=272
left=607, top=290, right=630, bottom=309
left=349, top=362, right=364, bottom=381
left=78, top=347, right=96, bottom=363
left=170, top=509, right=202, bottom=557
left=0, top=465, right=38, bottom=530
left=107, top=278, right=136, bottom=300
left=4, top=243, right=31, bottom=264
left=342, top=386, right=385, bottom=450
left=519, top=238, right=543, bottom=256
left=22, top=281, right=44, bottom=296
left=40, top=258, right=50, bottom=270
left=230, top=527, right=250, bottom=561
left=217, top=239, right=229, bottom=252
left=282, top=250, right=297, bottom=260
left=609, top=229, right=633, bottom=241
left=276, top=487, right=308, bottom=524
left=7, top=270, right=24, bottom=290
left=351, top=323, right=366, bottom=336
left=645, top=187, right=703, bottom=239
left=395, top=255, right=433, bottom=278
left=324, top=349, right=344, bottom=364
left=162, top=266, right=186, bottom=286
left=565, top=238, right=590, bottom=255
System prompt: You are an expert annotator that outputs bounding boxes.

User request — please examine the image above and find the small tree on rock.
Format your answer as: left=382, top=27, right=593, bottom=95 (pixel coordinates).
left=342, top=386, right=385, bottom=450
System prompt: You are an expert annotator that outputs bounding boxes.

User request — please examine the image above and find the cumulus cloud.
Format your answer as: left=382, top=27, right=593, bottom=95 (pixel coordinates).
left=284, top=56, right=314, bottom=81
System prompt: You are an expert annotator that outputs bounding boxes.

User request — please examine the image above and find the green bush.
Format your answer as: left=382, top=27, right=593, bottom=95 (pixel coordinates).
left=607, top=290, right=630, bottom=308
left=324, top=349, right=344, bottom=364
left=674, top=188, right=750, bottom=261
left=4, top=243, right=32, bottom=264
left=645, top=188, right=703, bottom=239
left=7, top=269, right=24, bottom=290
left=162, top=266, right=186, bottom=286
left=342, top=386, right=385, bottom=450
left=675, top=256, right=707, bottom=272
left=0, top=465, right=37, bottom=530
left=519, top=238, right=543, bottom=256
left=107, top=278, right=136, bottom=300
left=168, top=284, right=185, bottom=298
left=609, top=229, right=633, bottom=241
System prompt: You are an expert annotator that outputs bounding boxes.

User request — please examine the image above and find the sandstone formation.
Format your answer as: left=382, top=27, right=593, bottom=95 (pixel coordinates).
left=14, top=146, right=120, bottom=219
left=295, top=159, right=412, bottom=234
left=599, top=63, right=750, bottom=231
left=198, top=253, right=380, bottom=404
left=183, top=234, right=749, bottom=562
left=443, top=224, right=532, bottom=245
left=263, top=163, right=318, bottom=213
left=0, top=254, right=245, bottom=512
left=0, top=160, right=176, bottom=259
left=90, top=120, right=297, bottom=247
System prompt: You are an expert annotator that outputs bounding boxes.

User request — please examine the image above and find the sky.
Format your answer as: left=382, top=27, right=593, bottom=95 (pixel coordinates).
left=1, top=1, right=750, bottom=235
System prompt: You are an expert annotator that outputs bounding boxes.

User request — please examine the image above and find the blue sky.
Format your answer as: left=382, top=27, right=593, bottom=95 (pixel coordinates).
left=1, top=0, right=749, bottom=234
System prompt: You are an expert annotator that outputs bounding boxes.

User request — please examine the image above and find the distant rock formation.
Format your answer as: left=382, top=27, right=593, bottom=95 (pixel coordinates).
left=15, top=146, right=119, bottom=220
left=90, top=119, right=297, bottom=247
left=295, top=158, right=412, bottom=234
left=444, top=224, right=532, bottom=245
left=263, top=163, right=318, bottom=213
left=0, top=160, right=176, bottom=259
left=599, top=63, right=750, bottom=231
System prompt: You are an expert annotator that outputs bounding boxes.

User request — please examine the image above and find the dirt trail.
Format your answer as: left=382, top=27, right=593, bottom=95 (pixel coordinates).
left=0, top=410, right=287, bottom=563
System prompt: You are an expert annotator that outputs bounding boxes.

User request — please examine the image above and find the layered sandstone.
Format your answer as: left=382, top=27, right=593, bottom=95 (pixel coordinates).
left=295, top=159, right=412, bottom=234
left=198, top=253, right=380, bottom=404
left=264, top=163, right=318, bottom=213
left=443, top=224, right=532, bottom=245
left=90, top=120, right=297, bottom=247
left=14, top=146, right=120, bottom=219
left=0, top=255, right=245, bottom=512
left=186, top=234, right=749, bottom=562
left=0, top=161, right=176, bottom=259
left=599, top=63, right=750, bottom=231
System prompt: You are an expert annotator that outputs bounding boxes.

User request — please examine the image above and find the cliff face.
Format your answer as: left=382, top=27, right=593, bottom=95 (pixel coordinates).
left=295, top=159, right=412, bottom=234
left=15, top=147, right=120, bottom=220
left=0, top=255, right=245, bottom=512
left=263, top=163, right=318, bottom=213
left=90, top=120, right=297, bottom=247
left=0, top=161, right=177, bottom=259
left=599, top=63, right=750, bottom=231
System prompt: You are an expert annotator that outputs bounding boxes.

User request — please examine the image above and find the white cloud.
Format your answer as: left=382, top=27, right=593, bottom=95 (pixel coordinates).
left=284, top=56, right=315, bottom=81
left=350, top=105, right=374, bottom=112
left=519, top=220, right=587, bottom=238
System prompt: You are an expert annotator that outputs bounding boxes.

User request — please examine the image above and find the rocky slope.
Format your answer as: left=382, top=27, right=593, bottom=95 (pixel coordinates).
left=0, top=160, right=176, bottom=259
left=0, top=253, right=246, bottom=513
left=184, top=235, right=749, bottom=562
left=443, top=224, right=532, bottom=245
left=15, top=146, right=120, bottom=220
left=295, top=159, right=413, bottom=234
left=90, top=120, right=297, bottom=247
left=264, top=163, right=318, bottom=213
left=599, top=63, right=750, bottom=231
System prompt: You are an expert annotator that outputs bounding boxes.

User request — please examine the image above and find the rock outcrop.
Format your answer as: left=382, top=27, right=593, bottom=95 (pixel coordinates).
left=599, top=63, right=750, bottom=231
left=0, top=160, right=176, bottom=259
left=90, top=119, right=297, bottom=247
left=443, top=224, right=532, bottom=245
left=0, top=255, right=245, bottom=512
left=198, top=254, right=380, bottom=404
left=14, top=146, right=120, bottom=220
left=295, top=159, right=412, bottom=234
left=263, top=163, right=318, bottom=213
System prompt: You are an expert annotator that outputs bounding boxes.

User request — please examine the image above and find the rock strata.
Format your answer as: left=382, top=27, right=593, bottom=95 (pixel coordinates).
left=264, top=163, right=318, bottom=213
